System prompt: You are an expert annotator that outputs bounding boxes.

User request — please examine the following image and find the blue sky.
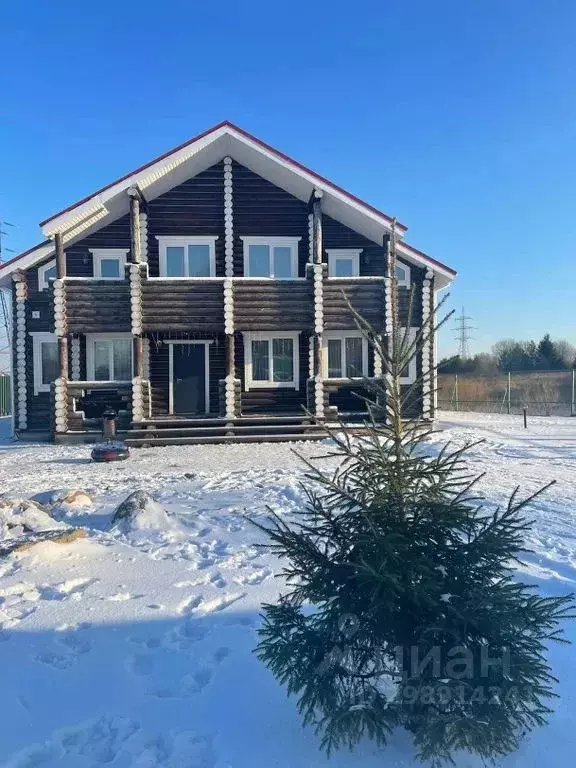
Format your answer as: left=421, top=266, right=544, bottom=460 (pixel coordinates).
left=1, top=0, right=575, bottom=357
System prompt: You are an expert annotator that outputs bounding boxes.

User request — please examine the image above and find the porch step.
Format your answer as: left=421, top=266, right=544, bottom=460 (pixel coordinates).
left=127, top=422, right=324, bottom=440
left=132, top=414, right=312, bottom=429
left=124, top=432, right=327, bottom=447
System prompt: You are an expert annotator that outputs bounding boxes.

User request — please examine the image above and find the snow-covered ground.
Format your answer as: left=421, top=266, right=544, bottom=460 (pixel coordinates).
left=1, top=412, right=576, bottom=767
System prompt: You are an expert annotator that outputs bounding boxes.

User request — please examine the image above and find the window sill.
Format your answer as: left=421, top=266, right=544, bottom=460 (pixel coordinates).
left=245, top=382, right=298, bottom=390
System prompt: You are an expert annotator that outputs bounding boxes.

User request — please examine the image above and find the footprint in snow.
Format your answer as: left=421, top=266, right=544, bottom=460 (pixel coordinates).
left=56, top=634, right=92, bottom=655
left=34, top=652, right=76, bottom=670
left=197, top=592, right=246, bottom=615
left=39, top=577, right=98, bottom=601
left=208, top=572, right=227, bottom=589
left=235, top=566, right=272, bottom=586
left=176, top=594, right=204, bottom=615
left=126, top=653, right=156, bottom=677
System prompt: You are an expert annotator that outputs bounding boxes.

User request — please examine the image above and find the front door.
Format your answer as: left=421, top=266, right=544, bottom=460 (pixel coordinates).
left=172, top=344, right=207, bottom=414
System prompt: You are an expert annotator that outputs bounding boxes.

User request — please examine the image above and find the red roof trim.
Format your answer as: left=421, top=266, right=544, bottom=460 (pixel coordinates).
left=39, top=121, right=407, bottom=232
left=24, top=120, right=456, bottom=279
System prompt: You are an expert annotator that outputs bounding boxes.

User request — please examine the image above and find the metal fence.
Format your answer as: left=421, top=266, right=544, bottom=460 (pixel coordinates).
left=437, top=370, right=576, bottom=417
left=0, top=373, right=11, bottom=416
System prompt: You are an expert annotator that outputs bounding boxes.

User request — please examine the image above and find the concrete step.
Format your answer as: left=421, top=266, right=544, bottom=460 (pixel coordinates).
left=125, top=432, right=327, bottom=447
left=127, top=422, right=324, bottom=440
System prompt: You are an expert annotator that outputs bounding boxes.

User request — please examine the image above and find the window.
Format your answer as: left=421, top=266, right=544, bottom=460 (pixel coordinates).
left=156, top=236, right=217, bottom=277
left=38, top=260, right=57, bottom=291
left=86, top=334, right=133, bottom=381
left=395, top=262, right=411, bottom=288
left=399, top=327, right=418, bottom=384
left=241, top=237, right=300, bottom=278
left=323, top=332, right=368, bottom=379
left=327, top=249, right=362, bottom=278
left=32, top=333, right=59, bottom=394
left=90, top=249, right=128, bottom=279
left=243, top=332, right=300, bottom=389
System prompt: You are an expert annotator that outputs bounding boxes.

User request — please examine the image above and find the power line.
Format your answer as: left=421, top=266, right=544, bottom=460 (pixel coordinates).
left=453, top=306, right=475, bottom=359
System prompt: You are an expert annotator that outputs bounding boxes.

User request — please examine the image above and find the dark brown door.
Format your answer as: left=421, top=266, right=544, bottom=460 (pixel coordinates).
left=172, top=344, right=206, bottom=414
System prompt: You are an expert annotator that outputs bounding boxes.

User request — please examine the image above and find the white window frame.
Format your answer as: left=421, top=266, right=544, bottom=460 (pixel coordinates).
left=86, top=333, right=133, bottom=383
left=243, top=331, right=300, bottom=390
left=31, top=331, right=58, bottom=395
left=38, top=259, right=57, bottom=291
left=400, top=327, right=418, bottom=384
left=395, top=261, right=411, bottom=288
left=90, top=248, right=128, bottom=279
left=241, top=236, right=301, bottom=279
left=323, top=330, right=369, bottom=380
left=156, top=236, right=218, bottom=278
left=326, top=249, right=362, bottom=278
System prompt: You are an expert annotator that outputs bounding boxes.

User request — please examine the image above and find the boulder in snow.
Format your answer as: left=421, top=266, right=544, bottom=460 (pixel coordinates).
left=0, top=497, right=83, bottom=557
left=32, top=488, right=95, bottom=509
left=0, top=498, right=61, bottom=540
left=111, top=490, right=171, bottom=532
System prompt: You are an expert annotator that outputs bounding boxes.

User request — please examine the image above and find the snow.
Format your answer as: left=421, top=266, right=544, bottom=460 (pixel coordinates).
left=0, top=413, right=576, bottom=766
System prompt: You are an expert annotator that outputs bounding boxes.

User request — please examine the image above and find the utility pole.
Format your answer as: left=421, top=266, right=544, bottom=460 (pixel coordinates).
left=0, top=220, right=15, bottom=355
left=452, top=306, right=474, bottom=360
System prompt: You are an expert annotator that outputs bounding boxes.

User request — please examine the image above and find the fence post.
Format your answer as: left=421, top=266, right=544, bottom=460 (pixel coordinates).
left=455, top=374, right=459, bottom=412
left=572, top=369, right=575, bottom=417
left=507, top=371, right=511, bottom=415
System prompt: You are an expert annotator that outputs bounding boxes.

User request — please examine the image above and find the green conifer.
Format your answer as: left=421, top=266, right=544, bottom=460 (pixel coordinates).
left=253, top=238, right=574, bottom=766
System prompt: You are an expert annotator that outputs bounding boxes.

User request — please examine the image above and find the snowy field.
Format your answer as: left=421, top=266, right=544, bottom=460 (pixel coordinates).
left=1, top=411, right=576, bottom=767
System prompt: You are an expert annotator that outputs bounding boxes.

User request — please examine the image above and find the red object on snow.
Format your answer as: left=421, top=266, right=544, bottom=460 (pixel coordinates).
left=91, top=442, right=130, bottom=462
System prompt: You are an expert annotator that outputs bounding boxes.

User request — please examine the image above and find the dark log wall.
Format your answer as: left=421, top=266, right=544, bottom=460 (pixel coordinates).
left=235, top=332, right=310, bottom=415
left=141, top=281, right=224, bottom=333
left=65, top=214, right=131, bottom=276
left=324, top=280, right=385, bottom=331
left=232, top=162, right=309, bottom=277
left=146, top=163, right=225, bottom=277
left=323, top=214, right=386, bottom=276
left=148, top=334, right=226, bottom=416
left=234, top=280, right=313, bottom=331
left=65, top=281, right=131, bottom=333
left=14, top=156, right=431, bottom=431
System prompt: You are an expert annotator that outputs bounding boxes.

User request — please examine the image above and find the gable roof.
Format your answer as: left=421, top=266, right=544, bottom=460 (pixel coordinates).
left=0, top=121, right=456, bottom=286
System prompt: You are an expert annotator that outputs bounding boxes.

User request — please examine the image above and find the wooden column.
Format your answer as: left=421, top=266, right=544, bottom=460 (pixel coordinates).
left=134, top=335, right=143, bottom=378
left=59, top=336, right=69, bottom=380
left=128, top=187, right=141, bottom=264
left=226, top=333, right=235, bottom=379
left=310, top=188, right=324, bottom=416
left=312, top=190, right=323, bottom=265
left=55, top=231, right=66, bottom=278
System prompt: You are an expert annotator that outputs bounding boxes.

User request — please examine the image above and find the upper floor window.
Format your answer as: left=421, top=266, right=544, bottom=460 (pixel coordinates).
left=326, top=249, right=362, bottom=278
left=241, top=237, right=300, bottom=278
left=90, top=249, right=128, bottom=279
left=396, top=262, right=411, bottom=288
left=38, top=260, right=57, bottom=291
left=157, top=236, right=218, bottom=277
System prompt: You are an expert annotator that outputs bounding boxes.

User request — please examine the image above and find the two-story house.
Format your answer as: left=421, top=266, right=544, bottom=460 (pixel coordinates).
left=0, top=122, right=456, bottom=445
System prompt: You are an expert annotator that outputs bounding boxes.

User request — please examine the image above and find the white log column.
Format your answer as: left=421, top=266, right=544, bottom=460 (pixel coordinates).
left=13, top=273, right=28, bottom=432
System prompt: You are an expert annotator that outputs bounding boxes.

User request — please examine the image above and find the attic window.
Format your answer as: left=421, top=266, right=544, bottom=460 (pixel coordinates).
left=90, top=249, right=128, bottom=279
left=395, top=262, right=410, bottom=288
left=38, top=260, right=57, bottom=291
left=326, top=249, right=362, bottom=278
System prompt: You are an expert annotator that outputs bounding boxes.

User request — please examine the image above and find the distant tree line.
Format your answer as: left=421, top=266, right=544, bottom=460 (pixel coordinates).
left=439, top=334, right=576, bottom=374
